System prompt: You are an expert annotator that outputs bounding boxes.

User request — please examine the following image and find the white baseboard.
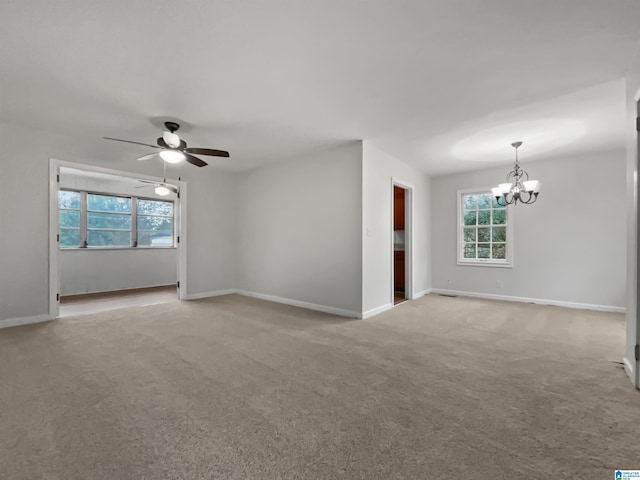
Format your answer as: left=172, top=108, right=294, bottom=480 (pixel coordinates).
left=623, top=356, right=637, bottom=388
left=412, top=288, right=431, bottom=299
left=184, top=289, right=238, bottom=300
left=235, top=290, right=360, bottom=318
left=430, top=288, right=626, bottom=313
left=0, top=313, right=52, bottom=329
left=362, top=303, right=393, bottom=319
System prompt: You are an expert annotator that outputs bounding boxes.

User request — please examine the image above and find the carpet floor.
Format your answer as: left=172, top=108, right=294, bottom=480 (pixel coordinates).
left=0, top=293, right=637, bottom=479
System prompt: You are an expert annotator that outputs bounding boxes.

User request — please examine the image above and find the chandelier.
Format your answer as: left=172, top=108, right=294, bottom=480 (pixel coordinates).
left=491, top=141, right=540, bottom=206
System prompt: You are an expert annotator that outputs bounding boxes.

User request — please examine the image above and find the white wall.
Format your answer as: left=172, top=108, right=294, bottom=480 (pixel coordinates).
left=235, top=142, right=363, bottom=316
left=431, top=149, right=626, bottom=310
left=625, top=53, right=640, bottom=388
left=0, top=123, right=236, bottom=323
left=362, top=142, right=431, bottom=316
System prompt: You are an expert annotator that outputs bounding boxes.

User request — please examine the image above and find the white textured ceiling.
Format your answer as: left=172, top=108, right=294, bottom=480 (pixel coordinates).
left=2, top=1, right=639, bottom=175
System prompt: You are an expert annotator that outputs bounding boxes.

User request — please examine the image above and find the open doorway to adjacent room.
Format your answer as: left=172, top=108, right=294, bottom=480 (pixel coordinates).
left=392, top=182, right=412, bottom=306
left=49, top=160, right=187, bottom=318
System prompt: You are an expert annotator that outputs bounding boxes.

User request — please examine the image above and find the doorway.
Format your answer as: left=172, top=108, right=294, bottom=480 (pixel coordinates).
left=49, top=159, right=188, bottom=319
left=392, top=182, right=412, bottom=306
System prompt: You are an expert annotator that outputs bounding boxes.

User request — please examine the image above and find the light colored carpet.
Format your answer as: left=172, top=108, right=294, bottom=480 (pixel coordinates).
left=0, top=293, right=637, bottom=479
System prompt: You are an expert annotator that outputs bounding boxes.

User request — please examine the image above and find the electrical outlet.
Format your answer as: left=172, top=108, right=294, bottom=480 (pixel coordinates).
left=447, top=279, right=454, bottom=285
left=496, top=280, right=503, bottom=289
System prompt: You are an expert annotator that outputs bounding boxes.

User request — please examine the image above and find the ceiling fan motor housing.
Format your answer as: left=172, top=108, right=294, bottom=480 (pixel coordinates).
left=164, top=121, right=180, bottom=133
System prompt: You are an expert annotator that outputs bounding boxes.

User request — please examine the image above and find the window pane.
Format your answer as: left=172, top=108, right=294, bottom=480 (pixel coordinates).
left=137, top=199, right=173, bottom=216
left=59, top=210, right=80, bottom=228
left=88, top=212, right=131, bottom=229
left=138, top=216, right=173, bottom=232
left=492, top=227, right=506, bottom=242
left=464, top=211, right=476, bottom=226
left=463, top=244, right=476, bottom=259
left=87, top=194, right=131, bottom=213
left=59, top=191, right=80, bottom=209
left=492, top=243, right=506, bottom=259
left=463, top=228, right=476, bottom=242
left=478, top=227, right=490, bottom=242
left=477, top=194, right=492, bottom=209
left=477, top=210, right=491, bottom=225
left=60, top=228, right=80, bottom=247
left=138, top=232, right=174, bottom=247
left=463, top=195, right=477, bottom=210
left=88, top=230, right=131, bottom=247
left=478, top=244, right=491, bottom=258
left=492, top=209, right=506, bottom=225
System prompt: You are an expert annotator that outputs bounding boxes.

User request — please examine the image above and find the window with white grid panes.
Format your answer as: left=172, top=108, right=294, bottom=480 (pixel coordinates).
left=458, top=190, right=512, bottom=266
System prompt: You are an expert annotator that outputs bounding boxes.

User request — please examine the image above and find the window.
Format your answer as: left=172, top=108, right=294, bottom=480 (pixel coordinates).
left=137, top=199, right=174, bottom=247
left=87, top=194, right=132, bottom=247
left=58, top=191, right=81, bottom=247
left=58, top=190, right=175, bottom=248
left=458, top=189, right=512, bottom=266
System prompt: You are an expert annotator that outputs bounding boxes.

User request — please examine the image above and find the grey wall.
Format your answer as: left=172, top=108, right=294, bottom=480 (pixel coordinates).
left=431, top=149, right=626, bottom=309
left=0, top=123, right=236, bottom=322
left=235, top=142, right=363, bottom=315
left=625, top=54, right=640, bottom=387
left=60, top=249, right=176, bottom=295
left=362, top=142, right=431, bottom=315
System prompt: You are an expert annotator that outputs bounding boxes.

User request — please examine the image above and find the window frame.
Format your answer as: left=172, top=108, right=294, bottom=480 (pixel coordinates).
left=58, top=189, right=175, bottom=249
left=457, top=188, right=513, bottom=268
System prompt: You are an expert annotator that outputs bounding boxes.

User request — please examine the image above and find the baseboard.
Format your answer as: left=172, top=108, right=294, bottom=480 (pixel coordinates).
left=0, top=313, right=52, bottom=329
left=623, top=356, right=637, bottom=388
left=412, top=288, right=431, bottom=299
left=184, top=289, right=238, bottom=300
left=430, top=288, right=626, bottom=313
left=235, top=290, right=360, bottom=318
left=361, top=303, right=394, bottom=319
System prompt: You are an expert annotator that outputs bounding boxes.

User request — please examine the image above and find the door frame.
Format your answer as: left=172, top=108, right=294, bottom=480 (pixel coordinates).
left=48, top=159, right=188, bottom=319
left=390, top=178, right=413, bottom=305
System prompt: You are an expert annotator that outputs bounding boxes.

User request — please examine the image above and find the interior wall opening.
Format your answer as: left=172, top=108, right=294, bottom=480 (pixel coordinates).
left=393, top=184, right=411, bottom=306
left=50, top=160, right=187, bottom=318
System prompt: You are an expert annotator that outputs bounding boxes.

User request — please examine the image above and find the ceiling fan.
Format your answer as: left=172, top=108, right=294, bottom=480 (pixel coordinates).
left=135, top=179, right=178, bottom=196
left=103, top=121, right=230, bottom=167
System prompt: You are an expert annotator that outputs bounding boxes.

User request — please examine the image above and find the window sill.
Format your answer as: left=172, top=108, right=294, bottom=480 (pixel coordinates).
left=457, top=260, right=512, bottom=268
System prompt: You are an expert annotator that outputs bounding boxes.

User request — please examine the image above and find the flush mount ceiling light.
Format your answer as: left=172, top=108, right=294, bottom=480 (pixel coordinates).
left=491, top=141, right=541, bottom=206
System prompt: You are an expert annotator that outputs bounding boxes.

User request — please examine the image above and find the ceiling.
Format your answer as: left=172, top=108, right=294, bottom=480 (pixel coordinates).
left=2, top=0, right=639, bottom=175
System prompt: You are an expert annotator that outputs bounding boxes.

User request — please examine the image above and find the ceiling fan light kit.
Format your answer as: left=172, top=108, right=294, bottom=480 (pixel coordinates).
left=491, top=141, right=541, bottom=206
left=154, top=185, right=172, bottom=196
left=159, top=150, right=186, bottom=163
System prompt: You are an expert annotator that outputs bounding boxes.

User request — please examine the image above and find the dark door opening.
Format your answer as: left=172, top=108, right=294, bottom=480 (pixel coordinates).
left=393, top=185, right=407, bottom=305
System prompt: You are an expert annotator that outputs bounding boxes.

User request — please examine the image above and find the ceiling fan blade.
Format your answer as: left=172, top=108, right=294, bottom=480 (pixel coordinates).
left=184, top=153, right=208, bottom=167
left=136, top=152, right=158, bottom=161
left=103, top=137, right=160, bottom=149
left=157, top=137, right=187, bottom=150
left=185, top=147, right=230, bottom=158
